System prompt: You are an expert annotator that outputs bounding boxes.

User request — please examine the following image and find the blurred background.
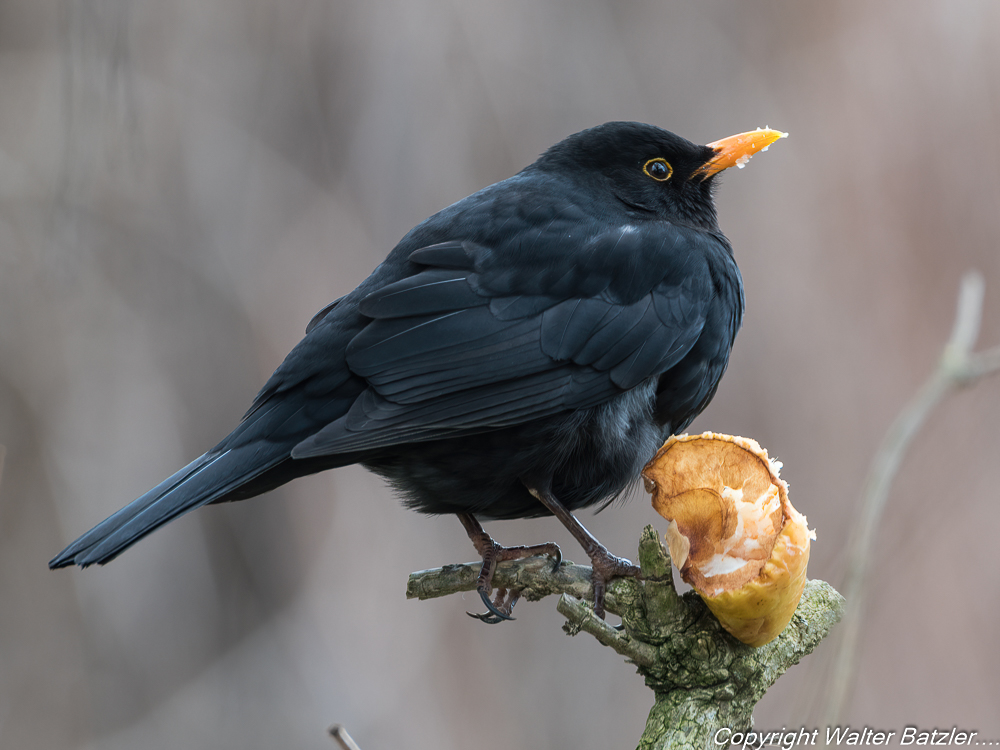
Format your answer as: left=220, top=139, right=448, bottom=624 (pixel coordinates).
left=2, top=1, right=999, bottom=748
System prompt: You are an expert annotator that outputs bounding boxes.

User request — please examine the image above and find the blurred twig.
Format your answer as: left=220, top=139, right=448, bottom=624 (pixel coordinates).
left=329, top=724, right=363, bottom=750
left=410, top=526, right=844, bottom=749
left=823, top=271, right=1000, bottom=727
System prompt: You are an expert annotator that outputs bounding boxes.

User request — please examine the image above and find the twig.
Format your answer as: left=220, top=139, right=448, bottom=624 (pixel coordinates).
left=329, top=724, right=363, bottom=750
left=556, top=593, right=659, bottom=667
left=822, top=271, right=1000, bottom=726
left=407, top=556, right=624, bottom=614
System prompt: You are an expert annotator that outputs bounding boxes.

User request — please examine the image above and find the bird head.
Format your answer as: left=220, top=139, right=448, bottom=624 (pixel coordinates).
left=533, top=122, right=786, bottom=231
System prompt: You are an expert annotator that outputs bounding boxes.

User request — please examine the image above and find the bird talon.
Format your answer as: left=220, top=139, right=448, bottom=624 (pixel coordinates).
left=466, top=610, right=507, bottom=624
left=590, top=552, right=641, bottom=619
left=457, top=514, right=557, bottom=623
left=467, top=587, right=517, bottom=623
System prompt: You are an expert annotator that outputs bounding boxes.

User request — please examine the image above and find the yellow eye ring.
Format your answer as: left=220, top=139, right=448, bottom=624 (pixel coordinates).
left=643, top=158, right=673, bottom=182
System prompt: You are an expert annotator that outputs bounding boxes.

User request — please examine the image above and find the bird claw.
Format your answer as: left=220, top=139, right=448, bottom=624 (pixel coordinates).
left=549, top=545, right=564, bottom=572
left=458, top=513, right=560, bottom=625
left=458, top=513, right=562, bottom=625
left=590, top=551, right=642, bottom=620
left=520, top=485, right=642, bottom=620
left=467, top=587, right=519, bottom=624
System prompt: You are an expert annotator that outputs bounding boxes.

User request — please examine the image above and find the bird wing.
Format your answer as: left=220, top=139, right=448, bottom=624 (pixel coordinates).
left=291, top=224, right=718, bottom=458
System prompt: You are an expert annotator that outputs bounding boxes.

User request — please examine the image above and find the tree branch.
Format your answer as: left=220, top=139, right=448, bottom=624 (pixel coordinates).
left=328, top=724, right=363, bottom=750
left=406, top=556, right=609, bottom=611
left=821, top=271, right=1000, bottom=727
left=408, top=526, right=844, bottom=749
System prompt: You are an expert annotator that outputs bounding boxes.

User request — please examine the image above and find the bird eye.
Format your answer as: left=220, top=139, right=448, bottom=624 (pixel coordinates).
left=643, top=158, right=673, bottom=182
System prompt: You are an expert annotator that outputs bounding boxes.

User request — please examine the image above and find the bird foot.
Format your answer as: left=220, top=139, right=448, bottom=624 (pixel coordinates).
left=587, top=546, right=642, bottom=620
left=458, top=513, right=562, bottom=624
left=521, top=484, right=641, bottom=620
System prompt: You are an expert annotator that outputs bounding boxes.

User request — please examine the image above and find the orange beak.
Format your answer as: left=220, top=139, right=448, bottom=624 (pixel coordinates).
left=696, top=128, right=788, bottom=179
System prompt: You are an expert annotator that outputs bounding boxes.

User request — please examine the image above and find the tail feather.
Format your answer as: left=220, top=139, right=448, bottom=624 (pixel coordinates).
left=49, top=445, right=287, bottom=569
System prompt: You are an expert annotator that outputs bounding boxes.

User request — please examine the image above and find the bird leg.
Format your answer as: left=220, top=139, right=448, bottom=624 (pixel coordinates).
left=525, top=484, right=641, bottom=619
left=457, top=513, right=562, bottom=624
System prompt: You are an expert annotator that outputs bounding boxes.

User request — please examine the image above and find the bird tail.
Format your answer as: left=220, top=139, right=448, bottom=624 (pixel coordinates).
left=49, top=444, right=287, bottom=569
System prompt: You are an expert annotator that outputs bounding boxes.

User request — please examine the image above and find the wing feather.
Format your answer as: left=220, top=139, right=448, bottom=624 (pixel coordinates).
left=293, top=222, right=720, bottom=458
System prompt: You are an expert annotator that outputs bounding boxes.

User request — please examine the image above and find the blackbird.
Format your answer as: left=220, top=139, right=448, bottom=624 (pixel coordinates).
left=50, top=122, right=785, bottom=621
